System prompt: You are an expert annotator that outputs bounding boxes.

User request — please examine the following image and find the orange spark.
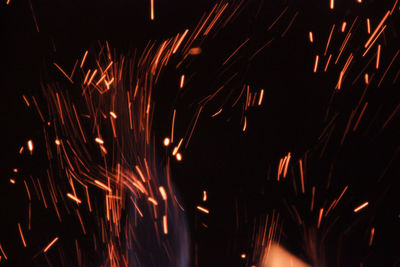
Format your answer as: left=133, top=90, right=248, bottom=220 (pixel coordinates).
left=176, top=152, right=183, bottom=161
left=95, top=137, right=104, bottom=144
left=67, top=193, right=82, bottom=204
left=163, top=137, right=170, bottom=147
left=313, top=55, right=319, bottom=73
left=148, top=197, right=158, bottom=206
left=18, top=223, right=27, bottom=247
left=150, top=0, right=154, bottom=20
left=366, top=18, right=371, bottom=34
left=162, top=215, right=168, bottom=234
left=197, top=205, right=210, bottom=214
left=43, top=237, right=59, bottom=252
left=0, top=243, right=7, bottom=260
left=376, top=44, right=381, bottom=69
left=80, top=51, right=88, bottom=68
left=202, top=190, right=207, bottom=202
left=109, top=111, right=117, bottom=119
left=180, top=74, right=185, bottom=88
left=159, top=186, right=167, bottom=200
left=94, top=180, right=112, bottom=192
left=258, top=89, right=264, bottom=106
left=309, top=32, right=314, bottom=43
left=10, top=179, right=15, bottom=184
left=369, top=227, right=375, bottom=246
left=22, top=95, right=30, bottom=107
left=27, top=140, right=34, bottom=154
left=364, top=11, right=390, bottom=49
left=354, top=202, right=369, bottom=213
left=330, top=0, right=334, bottom=10
left=341, top=21, right=347, bottom=32
left=241, top=254, right=246, bottom=259
left=317, top=208, right=324, bottom=228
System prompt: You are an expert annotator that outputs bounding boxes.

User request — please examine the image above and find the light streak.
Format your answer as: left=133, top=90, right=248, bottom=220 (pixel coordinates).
left=43, top=237, right=59, bottom=252
left=353, top=201, right=369, bottom=212
left=67, top=193, right=82, bottom=204
left=197, top=206, right=210, bottom=214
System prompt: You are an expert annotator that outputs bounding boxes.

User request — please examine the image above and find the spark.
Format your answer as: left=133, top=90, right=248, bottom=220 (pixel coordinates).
left=353, top=202, right=369, bottom=213
left=180, top=74, right=185, bottom=88
left=341, top=21, right=347, bottom=32
left=159, top=186, right=167, bottom=200
left=22, top=95, right=30, bottom=107
left=364, top=11, right=390, bottom=49
left=330, top=0, right=334, bottom=10
left=317, top=208, right=324, bottom=228
left=66, top=193, right=82, bottom=204
left=299, top=159, right=305, bottom=194
left=148, top=197, right=158, bottom=206
left=94, top=180, right=112, bottom=192
left=55, top=139, right=61, bottom=145
left=163, top=137, right=170, bottom=146
left=308, top=31, right=314, bottom=43
left=80, top=50, right=88, bottom=68
left=27, top=140, right=34, bottom=154
left=17, top=223, right=27, bottom=247
left=176, top=152, right=182, bottom=161
left=9, top=179, right=15, bottom=184
left=95, top=137, right=104, bottom=144
left=212, top=108, right=222, bottom=117
left=376, top=44, right=381, bottom=69
left=172, top=29, right=189, bottom=54
left=13, top=168, right=18, bottom=173
left=313, top=55, right=319, bottom=73
left=202, top=190, right=207, bottom=202
left=0, top=244, right=7, bottom=260
left=258, top=89, right=264, bottom=106
left=53, top=62, right=74, bottom=84
left=197, top=205, right=210, bottom=214
left=369, top=227, right=375, bottom=246
left=241, top=253, right=246, bottom=259
left=150, top=0, right=154, bottom=20
left=109, top=111, right=117, bottom=119
left=188, top=47, right=202, bottom=55
left=366, top=18, right=371, bottom=34
left=162, top=215, right=168, bottom=234
left=364, top=73, right=369, bottom=85
left=43, top=237, right=59, bottom=252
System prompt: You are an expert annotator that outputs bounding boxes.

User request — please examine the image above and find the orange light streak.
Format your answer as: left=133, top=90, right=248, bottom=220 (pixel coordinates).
left=197, top=206, right=210, bottom=214
left=67, top=193, right=82, bottom=204
left=43, top=237, right=59, bottom=252
left=376, top=44, right=381, bottom=69
left=162, top=215, right=168, bottom=234
left=364, top=11, right=390, bottom=49
left=18, top=223, right=27, bottom=247
left=180, top=74, right=185, bottom=88
left=94, top=180, right=112, bottom=192
left=313, top=55, right=319, bottom=73
left=354, top=201, right=369, bottom=213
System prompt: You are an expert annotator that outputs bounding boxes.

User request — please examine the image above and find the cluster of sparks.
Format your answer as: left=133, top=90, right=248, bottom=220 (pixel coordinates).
left=3, top=0, right=400, bottom=266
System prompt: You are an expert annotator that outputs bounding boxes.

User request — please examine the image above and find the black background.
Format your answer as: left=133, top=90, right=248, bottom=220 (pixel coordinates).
left=1, top=0, right=400, bottom=266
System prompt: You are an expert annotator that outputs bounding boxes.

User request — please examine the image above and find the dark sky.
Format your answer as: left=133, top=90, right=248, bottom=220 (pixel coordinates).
left=2, top=0, right=400, bottom=266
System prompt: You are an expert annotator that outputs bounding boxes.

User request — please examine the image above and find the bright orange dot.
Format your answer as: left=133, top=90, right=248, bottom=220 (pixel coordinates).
left=10, top=179, right=15, bottom=184
left=13, top=168, right=18, bottom=173
left=176, top=153, right=182, bottom=161
left=163, top=137, right=170, bottom=147
left=27, top=140, right=34, bottom=153
left=55, top=139, right=61, bottom=145
left=241, top=254, right=246, bottom=259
